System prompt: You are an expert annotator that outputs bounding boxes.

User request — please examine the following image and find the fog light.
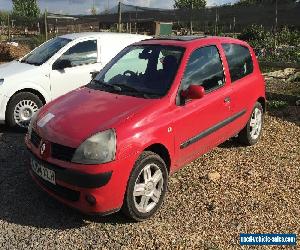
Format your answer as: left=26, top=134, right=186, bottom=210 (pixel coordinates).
left=85, top=194, right=96, bottom=206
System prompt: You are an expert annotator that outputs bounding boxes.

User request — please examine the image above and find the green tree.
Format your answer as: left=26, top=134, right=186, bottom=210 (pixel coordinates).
left=0, top=11, right=9, bottom=23
left=174, top=0, right=206, bottom=10
left=238, top=25, right=300, bottom=63
left=12, top=0, right=40, bottom=18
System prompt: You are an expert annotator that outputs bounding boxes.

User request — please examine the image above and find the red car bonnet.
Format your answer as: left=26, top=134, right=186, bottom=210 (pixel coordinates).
left=35, top=87, right=155, bottom=148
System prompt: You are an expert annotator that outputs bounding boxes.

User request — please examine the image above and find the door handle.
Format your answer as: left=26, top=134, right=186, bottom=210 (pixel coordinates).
left=224, top=97, right=231, bottom=103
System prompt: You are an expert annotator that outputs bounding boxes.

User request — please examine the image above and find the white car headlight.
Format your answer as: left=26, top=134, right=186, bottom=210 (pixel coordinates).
left=0, top=79, right=4, bottom=86
left=28, top=109, right=41, bottom=139
left=72, top=129, right=116, bottom=165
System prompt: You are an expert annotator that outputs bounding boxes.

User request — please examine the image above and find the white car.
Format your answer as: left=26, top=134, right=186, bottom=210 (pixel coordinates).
left=0, top=32, right=151, bottom=128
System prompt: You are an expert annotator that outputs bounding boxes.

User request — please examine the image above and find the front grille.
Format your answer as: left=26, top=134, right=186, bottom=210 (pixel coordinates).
left=30, top=130, right=41, bottom=148
left=34, top=173, right=80, bottom=202
left=52, top=143, right=76, bottom=162
left=30, top=130, right=76, bottom=162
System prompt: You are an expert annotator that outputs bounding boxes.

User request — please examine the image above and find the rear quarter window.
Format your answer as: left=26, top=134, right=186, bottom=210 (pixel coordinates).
left=222, top=43, right=254, bottom=82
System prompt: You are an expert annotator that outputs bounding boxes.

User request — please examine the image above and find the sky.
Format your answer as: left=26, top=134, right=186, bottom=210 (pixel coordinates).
left=0, top=0, right=239, bottom=15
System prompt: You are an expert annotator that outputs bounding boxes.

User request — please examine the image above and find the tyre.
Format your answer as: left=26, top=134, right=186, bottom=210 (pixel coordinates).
left=122, top=151, right=168, bottom=221
left=238, top=102, right=264, bottom=146
left=6, top=92, right=43, bottom=129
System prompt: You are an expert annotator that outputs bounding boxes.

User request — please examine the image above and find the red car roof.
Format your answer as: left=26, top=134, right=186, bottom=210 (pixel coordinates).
left=136, top=36, right=250, bottom=49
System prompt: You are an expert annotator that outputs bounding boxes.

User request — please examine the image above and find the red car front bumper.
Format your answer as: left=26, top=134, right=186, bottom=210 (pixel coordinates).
left=25, top=135, right=139, bottom=215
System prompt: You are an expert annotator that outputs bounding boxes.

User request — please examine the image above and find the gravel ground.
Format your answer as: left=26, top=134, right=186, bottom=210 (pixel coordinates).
left=0, top=80, right=299, bottom=249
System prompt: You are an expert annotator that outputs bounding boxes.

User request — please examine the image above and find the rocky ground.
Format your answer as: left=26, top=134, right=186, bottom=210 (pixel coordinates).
left=0, top=71, right=299, bottom=249
left=264, top=68, right=300, bottom=126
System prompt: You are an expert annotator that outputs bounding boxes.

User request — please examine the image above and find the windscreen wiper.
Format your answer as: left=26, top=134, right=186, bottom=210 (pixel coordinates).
left=92, top=80, right=160, bottom=99
left=113, top=83, right=162, bottom=99
left=113, top=83, right=140, bottom=93
left=20, top=60, right=41, bottom=66
left=92, top=79, right=122, bottom=92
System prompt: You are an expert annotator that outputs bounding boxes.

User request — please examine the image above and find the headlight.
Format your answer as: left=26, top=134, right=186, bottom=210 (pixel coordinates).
left=72, top=129, right=116, bottom=165
left=0, top=79, right=4, bottom=86
left=28, top=109, right=40, bottom=139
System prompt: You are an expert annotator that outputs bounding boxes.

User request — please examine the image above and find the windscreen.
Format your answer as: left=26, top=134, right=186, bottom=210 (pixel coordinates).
left=90, top=45, right=185, bottom=98
left=21, top=37, right=71, bottom=66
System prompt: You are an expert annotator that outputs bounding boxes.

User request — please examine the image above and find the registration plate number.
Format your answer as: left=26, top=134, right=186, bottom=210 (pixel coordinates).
left=31, top=158, right=56, bottom=185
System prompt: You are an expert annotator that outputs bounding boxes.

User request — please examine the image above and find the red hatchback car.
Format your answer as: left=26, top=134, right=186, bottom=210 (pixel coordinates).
left=25, top=36, right=266, bottom=221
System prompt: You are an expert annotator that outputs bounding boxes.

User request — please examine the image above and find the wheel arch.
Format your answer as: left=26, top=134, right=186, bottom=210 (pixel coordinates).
left=257, top=96, right=266, bottom=112
left=144, top=143, right=171, bottom=174
left=10, top=88, right=47, bottom=105
left=5, top=88, right=48, bottom=122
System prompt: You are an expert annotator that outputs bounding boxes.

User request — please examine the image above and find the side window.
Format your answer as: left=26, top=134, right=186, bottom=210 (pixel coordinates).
left=181, top=46, right=225, bottom=93
left=222, top=43, right=253, bottom=82
left=59, top=40, right=97, bottom=67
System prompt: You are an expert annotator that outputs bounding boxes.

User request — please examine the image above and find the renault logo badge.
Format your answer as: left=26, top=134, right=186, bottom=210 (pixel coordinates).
left=40, top=142, right=46, bottom=156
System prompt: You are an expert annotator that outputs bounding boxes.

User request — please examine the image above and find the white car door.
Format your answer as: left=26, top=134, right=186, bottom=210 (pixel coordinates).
left=50, top=39, right=101, bottom=99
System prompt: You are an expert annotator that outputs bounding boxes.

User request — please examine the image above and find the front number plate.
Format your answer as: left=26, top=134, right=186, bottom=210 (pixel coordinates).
left=31, top=158, right=56, bottom=185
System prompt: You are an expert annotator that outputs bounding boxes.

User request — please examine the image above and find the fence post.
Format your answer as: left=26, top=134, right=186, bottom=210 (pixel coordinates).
left=7, top=13, right=10, bottom=41
left=190, top=2, right=193, bottom=35
left=233, top=16, right=236, bottom=38
left=118, top=1, right=122, bottom=32
left=37, top=22, right=40, bottom=35
left=44, top=10, right=48, bottom=41
left=214, top=7, right=218, bottom=36
left=135, top=6, right=138, bottom=33
left=274, top=0, right=278, bottom=49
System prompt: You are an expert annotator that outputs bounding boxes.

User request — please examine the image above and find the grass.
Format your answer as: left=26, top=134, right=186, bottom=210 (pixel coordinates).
left=267, top=100, right=289, bottom=110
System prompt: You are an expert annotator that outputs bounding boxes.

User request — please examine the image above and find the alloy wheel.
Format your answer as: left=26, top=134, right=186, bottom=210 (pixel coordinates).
left=249, top=107, right=262, bottom=140
left=133, top=163, right=164, bottom=213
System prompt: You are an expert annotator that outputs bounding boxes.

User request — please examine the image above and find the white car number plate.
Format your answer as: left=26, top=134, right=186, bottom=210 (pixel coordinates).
left=31, top=158, right=56, bottom=185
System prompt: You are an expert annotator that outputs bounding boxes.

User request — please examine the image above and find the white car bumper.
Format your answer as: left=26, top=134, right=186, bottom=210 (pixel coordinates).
left=0, top=92, right=9, bottom=124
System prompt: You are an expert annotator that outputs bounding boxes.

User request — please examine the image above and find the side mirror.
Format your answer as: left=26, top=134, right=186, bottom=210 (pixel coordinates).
left=90, top=71, right=99, bottom=80
left=52, top=59, right=72, bottom=70
left=182, top=85, right=205, bottom=100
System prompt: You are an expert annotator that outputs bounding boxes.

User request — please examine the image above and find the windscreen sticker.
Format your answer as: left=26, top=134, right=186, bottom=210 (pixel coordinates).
left=37, top=113, right=55, bottom=128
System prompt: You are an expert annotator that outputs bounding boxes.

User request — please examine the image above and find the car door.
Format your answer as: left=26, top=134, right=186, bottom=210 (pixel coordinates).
left=50, top=39, right=101, bottom=99
left=221, top=43, right=256, bottom=133
left=173, top=45, right=233, bottom=168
